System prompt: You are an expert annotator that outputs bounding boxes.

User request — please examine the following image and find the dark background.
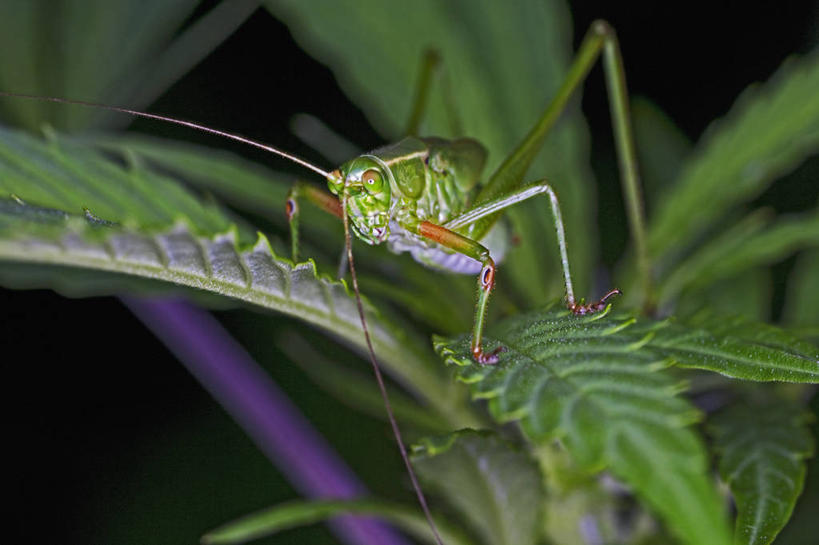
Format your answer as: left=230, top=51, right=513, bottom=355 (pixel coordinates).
left=2, top=2, right=818, bottom=544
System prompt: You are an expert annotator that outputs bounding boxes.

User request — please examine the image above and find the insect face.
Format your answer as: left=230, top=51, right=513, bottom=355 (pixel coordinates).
left=328, top=156, right=392, bottom=244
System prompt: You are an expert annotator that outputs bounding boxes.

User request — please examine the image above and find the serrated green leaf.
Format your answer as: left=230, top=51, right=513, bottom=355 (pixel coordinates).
left=433, top=306, right=737, bottom=545
left=264, top=0, right=596, bottom=307
left=658, top=209, right=819, bottom=306
left=649, top=51, right=819, bottom=262
left=711, top=401, right=815, bottom=545
left=0, top=206, right=379, bottom=355
left=646, top=312, right=819, bottom=382
left=412, top=430, right=544, bottom=545
left=201, top=498, right=478, bottom=545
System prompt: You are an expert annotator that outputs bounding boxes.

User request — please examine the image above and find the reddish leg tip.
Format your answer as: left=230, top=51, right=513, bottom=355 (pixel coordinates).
left=285, top=199, right=296, bottom=221
left=472, top=345, right=506, bottom=365
left=569, top=288, right=622, bottom=315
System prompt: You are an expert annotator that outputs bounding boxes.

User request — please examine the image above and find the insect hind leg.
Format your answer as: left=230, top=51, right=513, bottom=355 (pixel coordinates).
left=405, top=49, right=463, bottom=137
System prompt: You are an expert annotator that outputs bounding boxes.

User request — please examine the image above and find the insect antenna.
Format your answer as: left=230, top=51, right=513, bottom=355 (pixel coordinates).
left=341, top=196, right=446, bottom=545
left=0, top=92, right=330, bottom=178
left=3, top=90, right=446, bottom=544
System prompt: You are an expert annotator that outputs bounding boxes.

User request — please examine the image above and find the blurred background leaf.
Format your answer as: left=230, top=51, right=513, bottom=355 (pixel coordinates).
left=711, top=400, right=815, bottom=545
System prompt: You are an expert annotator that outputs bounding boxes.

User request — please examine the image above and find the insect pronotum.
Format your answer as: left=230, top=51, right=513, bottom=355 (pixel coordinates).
left=1, top=19, right=649, bottom=545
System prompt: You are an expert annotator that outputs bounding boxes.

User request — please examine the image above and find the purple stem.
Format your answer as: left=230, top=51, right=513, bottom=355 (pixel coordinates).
left=122, top=296, right=411, bottom=545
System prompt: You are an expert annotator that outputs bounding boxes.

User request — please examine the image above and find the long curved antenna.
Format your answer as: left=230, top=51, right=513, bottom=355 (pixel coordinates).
left=341, top=196, right=446, bottom=545
left=0, top=92, right=330, bottom=178
left=4, top=89, right=444, bottom=542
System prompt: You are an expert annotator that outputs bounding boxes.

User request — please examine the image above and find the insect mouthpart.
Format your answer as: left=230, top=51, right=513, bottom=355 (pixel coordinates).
left=347, top=206, right=390, bottom=245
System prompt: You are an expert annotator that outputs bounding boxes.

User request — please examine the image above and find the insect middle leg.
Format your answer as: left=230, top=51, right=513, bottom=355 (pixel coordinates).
left=426, top=181, right=622, bottom=363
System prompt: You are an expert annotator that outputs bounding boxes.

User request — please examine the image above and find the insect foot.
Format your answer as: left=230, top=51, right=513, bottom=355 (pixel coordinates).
left=568, top=288, right=623, bottom=315
left=472, top=345, right=507, bottom=365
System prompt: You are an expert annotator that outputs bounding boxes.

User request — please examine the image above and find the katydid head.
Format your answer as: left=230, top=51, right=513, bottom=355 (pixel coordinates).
left=327, top=155, right=392, bottom=245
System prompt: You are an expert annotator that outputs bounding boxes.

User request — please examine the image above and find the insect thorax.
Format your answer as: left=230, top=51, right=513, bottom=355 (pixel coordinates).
left=363, top=136, right=507, bottom=274
left=372, top=136, right=487, bottom=224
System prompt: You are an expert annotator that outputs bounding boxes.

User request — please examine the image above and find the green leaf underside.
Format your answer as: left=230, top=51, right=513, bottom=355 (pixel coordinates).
left=0, top=197, right=486, bottom=424
left=649, top=51, right=819, bottom=263
left=0, top=206, right=391, bottom=343
left=412, top=430, right=544, bottom=545
left=432, top=305, right=818, bottom=545
left=711, top=402, right=816, bottom=545
left=201, top=498, right=477, bottom=545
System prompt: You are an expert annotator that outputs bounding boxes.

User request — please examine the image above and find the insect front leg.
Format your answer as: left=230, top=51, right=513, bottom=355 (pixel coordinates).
left=285, top=181, right=342, bottom=263
left=413, top=221, right=503, bottom=364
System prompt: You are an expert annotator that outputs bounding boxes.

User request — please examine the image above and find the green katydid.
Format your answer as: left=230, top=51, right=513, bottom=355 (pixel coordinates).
left=0, top=19, right=648, bottom=545
left=286, top=19, right=643, bottom=363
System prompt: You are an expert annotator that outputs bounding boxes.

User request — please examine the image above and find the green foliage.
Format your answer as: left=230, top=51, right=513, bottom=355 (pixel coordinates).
left=0, top=126, right=251, bottom=239
left=643, top=312, right=819, bottom=382
left=412, top=430, right=544, bottom=545
left=647, top=51, right=819, bottom=266
left=657, top=210, right=819, bottom=306
left=1, top=1, right=818, bottom=545
left=784, top=250, right=819, bottom=337
left=434, top=306, right=733, bottom=545
left=711, top=401, right=815, bottom=545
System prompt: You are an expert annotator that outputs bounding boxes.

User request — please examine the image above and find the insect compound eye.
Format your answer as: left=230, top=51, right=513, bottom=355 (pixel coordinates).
left=361, top=169, right=384, bottom=193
